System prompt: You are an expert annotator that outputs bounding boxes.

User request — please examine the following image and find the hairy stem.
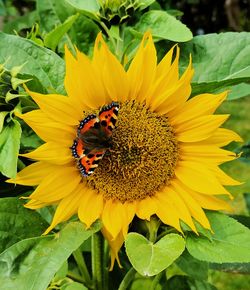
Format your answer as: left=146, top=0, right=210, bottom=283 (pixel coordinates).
left=92, top=232, right=103, bottom=290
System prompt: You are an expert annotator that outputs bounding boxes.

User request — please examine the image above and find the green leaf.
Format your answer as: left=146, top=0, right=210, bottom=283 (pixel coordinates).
left=186, top=212, right=250, bottom=263
left=69, top=15, right=100, bottom=54
left=237, top=142, right=250, bottom=165
left=188, top=280, right=217, bottom=290
left=66, top=0, right=99, bottom=12
left=63, top=282, right=88, bottom=290
left=0, top=32, right=65, bottom=94
left=168, top=276, right=190, bottom=290
left=125, top=233, right=185, bottom=276
left=138, top=0, right=156, bottom=10
left=20, top=128, right=43, bottom=150
left=0, top=111, right=8, bottom=133
left=176, top=250, right=208, bottom=280
left=65, top=0, right=100, bottom=20
left=0, top=32, right=64, bottom=93
left=0, top=197, right=48, bottom=253
left=0, top=221, right=101, bottom=290
left=3, top=11, right=39, bottom=34
left=44, top=14, right=79, bottom=51
left=226, top=83, right=250, bottom=100
left=37, top=0, right=74, bottom=32
left=134, top=10, right=193, bottom=42
left=0, top=120, right=21, bottom=178
left=244, top=193, right=250, bottom=213
left=230, top=215, right=250, bottom=229
left=210, top=262, right=250, bottom=274
left=179, top=32, right=250, bottom=98
left=54, top=261, right=68, bottom=281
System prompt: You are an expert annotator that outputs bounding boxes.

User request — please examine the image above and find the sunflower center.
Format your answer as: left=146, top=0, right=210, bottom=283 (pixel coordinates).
left=87, top=100, right=179, bottom=203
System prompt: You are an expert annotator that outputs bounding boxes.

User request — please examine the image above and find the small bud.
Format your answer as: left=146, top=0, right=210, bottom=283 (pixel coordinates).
left=98, top=0, right=139, bottom=25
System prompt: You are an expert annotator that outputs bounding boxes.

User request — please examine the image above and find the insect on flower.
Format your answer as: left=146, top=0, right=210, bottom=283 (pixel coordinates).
left=71, top=102, right=119, bottom=176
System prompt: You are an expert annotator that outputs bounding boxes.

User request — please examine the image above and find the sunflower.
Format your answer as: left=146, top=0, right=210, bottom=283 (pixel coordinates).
left=8, top=32, right=242, bottom=269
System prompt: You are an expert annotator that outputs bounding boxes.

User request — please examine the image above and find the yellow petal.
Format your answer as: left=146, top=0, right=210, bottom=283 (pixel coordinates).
left=7, top=161, right=55, bottom=186
left=20, top=110, right=75, bottom=145
left=136, top=196, right=157, bottom=220
left=176, top=115, right=229, bottom=142
left=168, top=91, right=227, bottom=125
left=145, top=45, right=179, bottom=105
left=92, top=33, right=128, bottom=102
left=24, top=199, right=55, bottom=209
left=175, top=161, right=230, bottom=196
left=156, top=45, right=178, bottom=79
left=102, top=200, right=127, bottom=239
left=29, top=166, right=81, bottom=202
left=171, top=180, right=211, bottom=229
left=78, top=187, right=104, bottom=228
left=43, top=186, right=83, bottom=235
left=25, top=85, right=80, bottom=126
left=152, top=56, right=194, bottom=114
left=77, top=45, right=111, bottom=107
left=102, top=227, right=124, bottom=270
left=20, top=142, right=72, bottom=165
left=197, top=128, right=243, bottom=147
left=208, top=165, right=242, bottom=186
left=158, top=187, right=197, bottom=233
left=64, top=46, right=92, bottom=110
left=180, top=144, right=237, bottom=164
left=155, top=196, right=182, bottom=232
left=127, top=32, right=157, bottom=103
left=190, top=191, right=232, bottom=211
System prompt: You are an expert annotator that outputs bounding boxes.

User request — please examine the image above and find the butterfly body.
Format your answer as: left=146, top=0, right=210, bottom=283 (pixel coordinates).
left=71, top=102, right=119, bottom=176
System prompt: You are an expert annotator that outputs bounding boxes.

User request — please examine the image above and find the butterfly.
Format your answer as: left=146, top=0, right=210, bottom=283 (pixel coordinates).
left=71, top=101, right=119, bottom=177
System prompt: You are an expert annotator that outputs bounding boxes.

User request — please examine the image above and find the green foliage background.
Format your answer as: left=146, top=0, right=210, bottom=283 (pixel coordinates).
left=0, top=1, right=250, bottom=290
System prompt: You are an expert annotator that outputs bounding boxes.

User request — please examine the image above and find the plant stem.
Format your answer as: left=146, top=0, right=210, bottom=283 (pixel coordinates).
left=118, top=268, right=136, bottom=290
left=67, top=271, right=86, bottom=284
left=99, top=21, right=116, bottom=48
left=115, top=24, right=124, bottom=61
left=92, top=232, right=103, bottom=290
left=146, top=217, right=161, bottom=242
left=73, top=248, right=92, bottom=287
left=103, top=240, right=110, bottom=290
left=149, top=272, right=164, bottom=290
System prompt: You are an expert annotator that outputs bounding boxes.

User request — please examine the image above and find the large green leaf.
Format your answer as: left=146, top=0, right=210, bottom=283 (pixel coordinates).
left=44, top=14, right=79, bottom=51
left=65, top=0, right=100, bottom=20
left=0, top=197, right=48, bottom=253
left=0, top=221, right=101, bottom=290
left=0, top=120, right=21, bottom=178
left=0, top=32, right=65, bottom=94
left=176, top=250, right=208, bottom=280
left=37, top=0, right=74, bottom=32
left=210, top=262, right=250, bottom=274
left=186, top=212, right=250, bottom=263
left=36, top=0, right=99, bottom=54
left=179, top=32, right=250, bottom=98
left=65, top=0, right=100, bottom=12
left=134, top=10, right=193, bottom=42
left=125, top=233, right=185, bottom=276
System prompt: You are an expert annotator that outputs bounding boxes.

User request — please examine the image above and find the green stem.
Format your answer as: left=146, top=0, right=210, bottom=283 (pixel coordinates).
left=115, top=24, right=124, bottom=61
left=146, top=217, right=161, bottom=243
left=149, top=272, right=164, bottom=290
left=99, top=21, right=116, bottom=48
left=92, top=232, right=103, bottom=290
left=118, top=268, right=136, bottom=290
left=73, top=248, right=92, bottom=287
left=103, top=240, right=109, bottom=290
left=67, top=271, right=86, bottom=284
